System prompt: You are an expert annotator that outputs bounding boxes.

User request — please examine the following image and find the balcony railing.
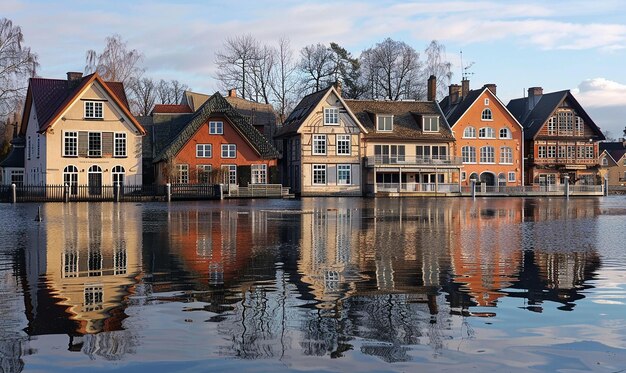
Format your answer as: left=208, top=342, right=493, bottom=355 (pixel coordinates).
left=366, top=156, right=463, bottom=167
left=531, top=157, right=598, bottom=165
left=376, top=182, right=460, bottom=193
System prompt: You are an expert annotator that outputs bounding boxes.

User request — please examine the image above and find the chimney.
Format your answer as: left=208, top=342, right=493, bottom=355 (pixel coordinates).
left=228, top=88, right=237, bottom=98
left=449, top=84, right=461, bottom=104
left=427, top=75, right=436, bottom=101
left=333, top=80, right=342, bottom=97
left=483, top=83, right=497, bottom=95
left=67, top=72, right=83, bottom=81
left=527, top=87, right=543, bottom=111
left=461, top=79, right=470, bottom=99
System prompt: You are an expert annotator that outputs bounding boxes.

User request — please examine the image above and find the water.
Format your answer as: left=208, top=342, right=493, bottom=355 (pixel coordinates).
left=1, top=197, right=626, bottom=372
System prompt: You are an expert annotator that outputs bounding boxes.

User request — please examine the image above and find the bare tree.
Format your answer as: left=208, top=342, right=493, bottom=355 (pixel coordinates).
left=85, top=34, right=144, bottom=84
left=155, top=79, right=188, bottom=105
left=215, top=34, right=260, bottom=100
left=360, top=38, right=422, bottom=100
left=424, top=40, right=453, bottom=99
left=270, top=38, right=298, bottom=123
left=249, top=44, right=275, bottom=104
left=128, top=77, right=156, bottom=116
left=0, top=18, right=38, bottom=122
left=298, top=43, right=335, bottom=93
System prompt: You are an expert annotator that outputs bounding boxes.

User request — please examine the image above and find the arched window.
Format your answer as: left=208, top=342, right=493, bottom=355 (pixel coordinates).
left=481, top=108, right=492, bottom=120
left=480, top=146, right=495, bottom=163
left=500, top=146, right=513, bottom=164
left=112, top=165, right=125, bottom=187
left=469, top=172, right=479, bottom=182
left=461, top=146, right=476, bottom=163
left=88, top=165, right=103, bottom=196
left=463, top=126, right=476, bottom=138
left=602, top=157, right=609, bottom=166
left=63, top=165, right=79, bottom=195
left=498, top=172, right=507, bottom=186
left=479, top=127, right=495, bottom=139
left=499, top=128, right=511, bottom=139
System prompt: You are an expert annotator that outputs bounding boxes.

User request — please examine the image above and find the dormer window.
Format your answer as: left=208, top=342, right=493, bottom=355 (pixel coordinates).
left=324, top=108, right=339, bottom=125
left=481, top=108, right=492, bottom=121
left=85, top=101, right=103, bottom=119
left=377, top=115, right=393, bottom=131
left=423, top=116, right=439, bottom=132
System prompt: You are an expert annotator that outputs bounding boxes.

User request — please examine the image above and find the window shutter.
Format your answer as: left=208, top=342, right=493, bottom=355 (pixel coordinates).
left=102, top=132, right=113, bottom=157
left=78, top=131, right=88, bottom=157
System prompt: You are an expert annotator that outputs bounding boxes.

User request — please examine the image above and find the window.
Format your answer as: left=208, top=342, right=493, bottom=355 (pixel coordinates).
left=10, top=170, right=24, bottom=187
left=479, top=127, right=495, bottom=139
left=463, top=126, right=476, bottom=138
left=177, top=164, right=189, bottom=184
left=461, top=146, right=476, bottom=163
left=251, top=164, right=267, bottom=184
left=547, top=145, right=556, bottom=158
left=586, top=145, right=594, bottom=158
left=88, top=165, right=102, bottom=196
left=461, top=171, right=466, bottom=181
left=85, top=101, right=103, bottom=119
left=377, top=115, right=393, bottom=131
left=197, top=165, right=212, bottom=184
left=575, top=117, right=584, bottom=136
left=112, top=165, right=125, bottom=186
left=337, top=164, right=351, bottom=185
left=84, top=286, right=104, bottom=312
left=63, top=165, right=78, bottom=195
left=602, top=157, right=609, bottom=166
left=484, top=98, right=490, bottom=105
left=538, top=145, right=546, bottom=158
left=196, top=144, right=212, bottom=158
left=88, top=132, right=102, bottom=157
left=312, top=164, right=326, bottom=185
left=324, top=108, right=339, bottom=125
left=481, top=108, right=492, bottom=120
left=558, top=111, right=574, bottom=135
left=27, top=136, right=31, bottom=160
left=374, top=144, right=405, bottom=163
left=221, top=144, right=236, bottom=158
left=336, top=135, right=351, bottom=155
left=114, top=133, right=126, bottom=157
left=480, top=146, right=495, bottom=163
left=508, top=172, right=516, bottom=182
left=37, top=135, right=40, bottom=158
left=63, top=131, right=78, bottom=156
left=499, top=128, right=511, bottom=139
left=209, top=121, right=223, bottom=134
left=416, top=145, right=447, bottom=160
left=558, top=145, right=566, bottom=159
left=222, top=165, right=237, bottom=185
left=500, top=146, right=513, bottom=164
left=312, top=135, right=327, bottom=155
left=423, top=116, right=439, bottom=132
left=547, top=117, right=556, bottom=135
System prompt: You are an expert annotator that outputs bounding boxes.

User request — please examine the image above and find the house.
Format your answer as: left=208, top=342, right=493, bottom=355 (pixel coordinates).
left=17, top=72, right=145, bottom=193
left=146, top=92, right=279, bottom=188
left=275, top=83, right=367, bottom=196
left=599, top=140, right=626, bottom=186
left=440, top=81, right=524, bottom=187
left=0, top=124, right=25, bottom=185
left=345, top=76, right=461, bottom=195
left=507, top=88, right=605, bottom=186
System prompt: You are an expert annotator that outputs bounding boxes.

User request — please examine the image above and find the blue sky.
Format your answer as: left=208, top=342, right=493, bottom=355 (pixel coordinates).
left=2, top=0, right=626, bottom=137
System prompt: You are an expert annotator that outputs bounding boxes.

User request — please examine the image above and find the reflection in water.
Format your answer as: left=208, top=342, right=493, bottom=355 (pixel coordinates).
left=0, top=197, right=613, bottom=371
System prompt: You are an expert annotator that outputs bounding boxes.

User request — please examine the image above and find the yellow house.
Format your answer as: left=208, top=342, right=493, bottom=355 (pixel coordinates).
left=599, top=141, right=626, bottom=186
left=20, top=72, right=145, bottom=191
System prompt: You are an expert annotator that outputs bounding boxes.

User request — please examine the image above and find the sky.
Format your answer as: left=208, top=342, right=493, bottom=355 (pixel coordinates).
left=2, top=0, right=626, bottom=138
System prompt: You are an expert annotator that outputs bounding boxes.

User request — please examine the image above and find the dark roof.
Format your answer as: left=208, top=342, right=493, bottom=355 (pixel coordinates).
left=0, top=137, right=25, bottom=168
left=600, top=141, right=626, bottom=162
left=439, top=88, right=484, bottom=126
left=225, top=96, right=277, bottom=128
left=151, top=104, right=193, bottom=114
left=507, top=90, right=605, bottom=141
left=275, top=87, right=332, bottom=137
left=138, top=114, right=192, bottom=160
left=343, top=99, right=454, bottom=141
left=154, top=93, right=279, bottom=162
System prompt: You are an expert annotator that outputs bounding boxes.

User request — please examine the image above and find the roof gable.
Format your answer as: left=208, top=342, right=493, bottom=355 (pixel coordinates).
left=441, top=87, right=524, bottom=130
left=154, top=93, right=279, bottom=162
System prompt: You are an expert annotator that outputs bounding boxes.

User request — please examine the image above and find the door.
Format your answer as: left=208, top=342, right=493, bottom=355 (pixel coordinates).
left=88, top=165, right=103, bottom=196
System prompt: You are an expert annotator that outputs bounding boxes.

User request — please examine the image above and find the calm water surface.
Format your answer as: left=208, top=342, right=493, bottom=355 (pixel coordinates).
left=1, top=197, right=626, bottom=372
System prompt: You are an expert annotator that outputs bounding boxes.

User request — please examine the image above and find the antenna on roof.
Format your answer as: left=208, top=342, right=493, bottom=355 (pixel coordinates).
left=460, top=50, right=474, bottom=80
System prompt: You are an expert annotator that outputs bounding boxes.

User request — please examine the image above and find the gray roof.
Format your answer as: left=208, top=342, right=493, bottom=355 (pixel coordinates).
left=0, top=137, right=25, bottom=168
left=439, top=88, right=485, bottom=127
left=275, top=87, right=332, bottom=137
left=600, top=141, right=626, bottom=162
left=153, top=93, right=279, bottom=163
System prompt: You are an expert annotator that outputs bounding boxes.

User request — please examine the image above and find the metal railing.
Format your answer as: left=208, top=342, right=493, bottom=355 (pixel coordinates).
left=365, top=156, right=463, bottom=167
left=227, top=184, right=291, bottom=198
left=376, top=182, right=460, bottom=193
left=460, top=184, right=604, bottom=195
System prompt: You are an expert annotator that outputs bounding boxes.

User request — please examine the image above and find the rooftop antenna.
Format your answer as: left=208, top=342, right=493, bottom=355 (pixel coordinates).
left=460, top=50, right=475, bottom=81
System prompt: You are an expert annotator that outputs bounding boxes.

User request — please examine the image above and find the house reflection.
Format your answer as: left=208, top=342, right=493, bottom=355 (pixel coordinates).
left=22, top=203, right=142, bottom=358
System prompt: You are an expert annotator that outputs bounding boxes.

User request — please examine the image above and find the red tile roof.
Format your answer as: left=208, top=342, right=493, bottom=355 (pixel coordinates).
left=152, top=104, right=193, bottom=114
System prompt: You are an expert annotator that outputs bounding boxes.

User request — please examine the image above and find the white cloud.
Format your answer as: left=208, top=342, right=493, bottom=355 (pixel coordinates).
left=573, top=78, right=626, bottom=108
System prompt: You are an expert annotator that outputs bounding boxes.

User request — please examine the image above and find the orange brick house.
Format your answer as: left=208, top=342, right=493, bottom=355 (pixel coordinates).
left=146, top=93, right=279, bottom=187
left=440, top=82, right=524, bottom=186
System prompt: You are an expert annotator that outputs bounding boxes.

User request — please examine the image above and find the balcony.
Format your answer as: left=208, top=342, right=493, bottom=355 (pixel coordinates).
left=531, top=157, right=598, bottom=166
left=365, top=156, right=463, bottom=168
left=376, top=182, right=460, bottom=194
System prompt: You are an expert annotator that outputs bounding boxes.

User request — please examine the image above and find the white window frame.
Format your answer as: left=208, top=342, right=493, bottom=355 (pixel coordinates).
left=111, top=165, right=125, bottom=186
left=478, top=127, right=495, bottom=139
left=602, top=157, right=609, bottom=166
left=63, top=131, right=78, bottom=157
left=461, top=171, right=466, bottom=181
left=312, top=164, right=326, bottom=185
left=177, top=164, right=189, bottom=184
left=221, top=144, right=236, bottom=158
left=484, top=98, right=490, bottom=105
left=480, top=146, right=495, bottom=164
left=508, top=171, right=516, bottom=182
left=196, top=144, right=212, bottom=158
left=463, top=126, right=476, bottom=138
left=312, top=135, right=327, bottom=155
left=114, top=132, right=127, bottom=157
left=538, top=145, right=546, bottom=158
left=336, top=134, right=351, bottom=155
left=222, top=164, right=237, bottom=185
left=324, top=107, right=339, bottom=125
left=423, top=116, right=439, bottom=132
left=197, top=165, right=212, bottom=184
left=499, top=128, right=511, bottom=139
left=500, top=146, right=513, bottom=164
left=209, top=121, right=223, bottom=134
left=461, top=146, right=476, bottom=163
left=481, top=108, right=493, bottom=121
left=337, top=164, right=351, bottom=185
left=377, top=115, right=393, bottom=132
left=88, top=132, right=102, bottom=157
left=251, top=164, right=267, bottom=184
left=84, top=101, right=103, bottom=119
